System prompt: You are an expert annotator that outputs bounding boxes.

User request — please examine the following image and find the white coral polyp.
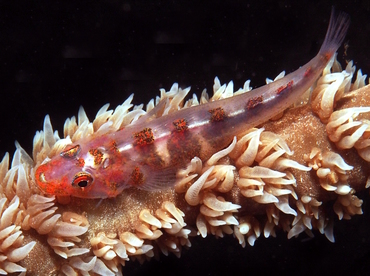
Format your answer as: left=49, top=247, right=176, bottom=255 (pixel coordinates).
left=233, top=216, right=261, bottom=247
left=44, top=208, right=89, bottom=259
left=305, top=148, right=353, bottom=195
left=0, top=196, right=36, bottom=274
left=327, top=107, right=370, bottom=162
left=333, top=193, right=363, bottom=220
left=288, top=196, right=334, bottom=242
left=311, top=55, right=356, bottom=123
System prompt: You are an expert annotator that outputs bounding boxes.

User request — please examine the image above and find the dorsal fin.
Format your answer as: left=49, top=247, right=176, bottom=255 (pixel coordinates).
left=133, top=98, right=169, bottom=125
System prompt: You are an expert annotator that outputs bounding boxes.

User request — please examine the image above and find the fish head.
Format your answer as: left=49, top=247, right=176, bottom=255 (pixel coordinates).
left=35, top=144, right=124, bottom=198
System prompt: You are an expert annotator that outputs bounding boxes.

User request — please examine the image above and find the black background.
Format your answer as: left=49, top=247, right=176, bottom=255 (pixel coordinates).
left=1, top=1, right=370, bottom=275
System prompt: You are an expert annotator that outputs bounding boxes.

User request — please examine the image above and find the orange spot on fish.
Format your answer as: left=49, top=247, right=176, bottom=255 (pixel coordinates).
left=60, top=145, right=81, bottom=158
left=246, top=95, right=264, bottom=110
left=209, top=107, right=225, bottom=122
left=109, top=141, right=118, bottom=152
left=319, top=52, right=333, bottom=63
left=134, top=128, right=154, bottom=146
left=89, top=148, right=104, bottom=165
left=173, top=118, right=188, bottom=132
left=304, top=67, right=312, bottom=77
left=130, top=167, right=144, bottom=186
left=77, top=158, right=85, bottom=167
left=276, top=80, right=294, bottom=95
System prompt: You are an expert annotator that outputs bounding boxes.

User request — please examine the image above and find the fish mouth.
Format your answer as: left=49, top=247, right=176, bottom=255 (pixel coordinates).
left=38, top=171, right=47, bottom=183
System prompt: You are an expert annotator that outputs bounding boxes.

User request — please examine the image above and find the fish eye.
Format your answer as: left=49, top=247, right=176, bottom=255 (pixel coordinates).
left=61, top=145, right=81, bottom=159
left=72, top=172, right=93, bottom=188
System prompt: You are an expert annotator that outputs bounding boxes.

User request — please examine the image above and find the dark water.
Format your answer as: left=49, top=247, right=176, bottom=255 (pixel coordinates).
left=1, top=1, right=370, bottom=275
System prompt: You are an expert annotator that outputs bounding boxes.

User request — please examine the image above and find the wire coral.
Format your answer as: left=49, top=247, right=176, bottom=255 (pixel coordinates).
left=0, top=55, right=369, bottom=275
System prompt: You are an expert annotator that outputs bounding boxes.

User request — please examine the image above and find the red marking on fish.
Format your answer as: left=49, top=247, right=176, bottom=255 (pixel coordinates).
left=89, top=149, right=104, bottom=165
left=277, top=80, right=294, bottom=95
left=209, top=107, right=226, bottom=122
left=77, top=158, right=85, bottom=167
left=134, top=128, right=154, bottom=146
left=246, top=96, right=264, bottom=110
left=304, top=67, right=312, bottom=77
left=173, top=118, right=188, bottom=132
left=130, top=167, right=144, bottom=186
left=109, top=141, right=118, bottom=152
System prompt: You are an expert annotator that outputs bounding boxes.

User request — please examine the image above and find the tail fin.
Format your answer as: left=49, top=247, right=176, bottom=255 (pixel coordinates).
left=319, top=8, right=350, bottom=56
